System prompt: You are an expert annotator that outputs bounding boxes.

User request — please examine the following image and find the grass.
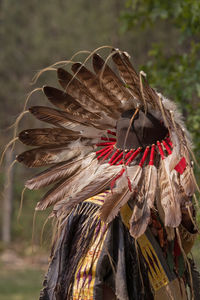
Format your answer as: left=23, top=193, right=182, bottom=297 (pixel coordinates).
left=0, top=267, right=45, bottom=300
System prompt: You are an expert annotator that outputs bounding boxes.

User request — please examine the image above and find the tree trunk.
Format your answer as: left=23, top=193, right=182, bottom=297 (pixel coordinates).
left=2, top=148, right=14, bottom=244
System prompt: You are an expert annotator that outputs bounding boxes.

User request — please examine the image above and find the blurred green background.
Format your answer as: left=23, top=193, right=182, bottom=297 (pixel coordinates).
left=0, top=0, right=200, bottom=299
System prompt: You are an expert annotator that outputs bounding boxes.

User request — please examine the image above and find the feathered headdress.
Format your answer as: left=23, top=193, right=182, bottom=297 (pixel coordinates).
left=16, top=48, right=197, bottom=238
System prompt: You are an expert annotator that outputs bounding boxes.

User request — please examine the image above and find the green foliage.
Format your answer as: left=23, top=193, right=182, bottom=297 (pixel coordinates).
left=143, top=42, right=200, bottom=153
left=121, top=0, right=200, bottom=158
left=122, top=0, right=200, bottom=36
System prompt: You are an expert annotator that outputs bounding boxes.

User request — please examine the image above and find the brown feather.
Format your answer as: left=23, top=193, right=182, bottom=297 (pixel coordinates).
left=43, top=86, right=99, bottom=120
left=129, top=165, right=157, bottom=238
left=35, top=158, right=103, bottom=210
left=100, top=165, right=142, bottom=223
left=112, top=51, right=158, bottom=108
left=25, top=154, right=93, bottom=189
left=129, top=183, right=150, bottom=238
left=61, top=165, right=121, bottom=213
left=29, top=106, right=93, bottom=129
left=100, top=187, right=131, bottom=223
left=160, top=160, right=181, bottom=227
left=179, top=144, right=196, bottom=196
left=112, top=51, right=141, bottom=100
left=144, top=165, right=157, bottom=208
left=180, top=165, right=196, bottom=196
left=120, top=52, right=159, bottom=107
left=92, top=54, right=130, bottom=104
left=71, top=63, right=120, bottom=117
left=35, top=172, right=82, bottom=210
left=57, top=68, right=109, bottom=115
left=19, top=128, right=80, bottom=147
left=16, top=141, right=90, bottom=167
left=43, top=86, right=111, bottom=130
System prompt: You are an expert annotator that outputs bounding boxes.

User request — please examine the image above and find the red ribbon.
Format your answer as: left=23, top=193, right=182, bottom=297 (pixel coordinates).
left=174, top=157, right=187, bottom=174
left=149, top=144, right=155, bottom=166
left=157, top=141, right=165, bottom=160
left=139, top=146, right=150, bottom=167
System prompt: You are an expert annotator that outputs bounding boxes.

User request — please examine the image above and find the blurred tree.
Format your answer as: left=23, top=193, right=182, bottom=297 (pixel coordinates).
left=121, top=0, right=200, bottom=155
left=2, top=148, right=14, bottom=244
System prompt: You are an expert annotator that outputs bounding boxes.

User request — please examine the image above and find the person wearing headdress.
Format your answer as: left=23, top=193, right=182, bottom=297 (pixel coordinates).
left=17, top=49, right=200, bottom=299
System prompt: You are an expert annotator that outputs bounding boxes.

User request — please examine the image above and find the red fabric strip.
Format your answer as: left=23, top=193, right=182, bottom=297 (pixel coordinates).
left=107, top=130, right=116, bottom=136
left=96, top=145, right=110, bottom=155
left=109, top=149, right=120, bottom=164
left=96, top=142, right=115, bottom=147
left=149, top=144, right=155, bottom=166
left=110, top=168, right=125, bottom=190
left=116, top=149, right=135, bottom=165
left=110, top=152, right=123, bottom=165
left=125, top=147, right=142, bottom=166
left=162, top=140, right=172, bottom=154
left=102, top=147, right=114, bottom=161
left=174, top=157, right=187, bottom=174
left=139, top=146, right=150, bottom=167
left=97, top=146, right=112, bottom=160
left=101, top=137, right=116, bottom=142
left=165, top=137, right=173, bottom=147
left=157, top=141, right=165, bottom=160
